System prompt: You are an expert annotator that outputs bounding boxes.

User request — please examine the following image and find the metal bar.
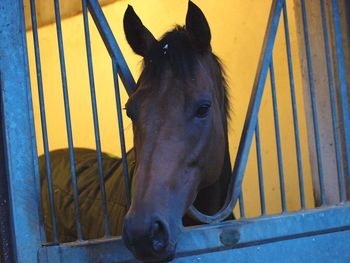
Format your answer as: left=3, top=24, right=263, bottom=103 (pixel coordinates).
left=87, top=0, right=136, bottom=96
left=82, top=0, right=110, bottom=238
left=112, top=59, right=131, bottom=208
left=30, top=0, right=58, bottom=243
left=255, top=120, right=266, bottom=215
left=301, top=0, right=326, bottom=206
left=320, top=0, right=345, bottom=202
left=38, top=204, right=350, bottom=263
left=282, top=2, right=305, bottom=209
left=331, top=0, right=350, bottom=199
left=188, top=0, right=285, bottom=223
left=269, top=60, right=287, bottom=212
left=346, top=1, right=350, bottom=46
left=0, top=72, right=15, bottom=263
left=228, top=0, right=285, bottom=211
left=238, top=192, right=245, bottom=218
left=0, top=0, right=42, bottom=260
left=53, top=0, right=83, bottom=240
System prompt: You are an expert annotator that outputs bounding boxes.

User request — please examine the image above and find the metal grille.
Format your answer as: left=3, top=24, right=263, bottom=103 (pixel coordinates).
left=28, top=0, right=135, bottom=243
left=27, top=0, right=350, bottom=244
left=0, top=0, right=349, bottom=262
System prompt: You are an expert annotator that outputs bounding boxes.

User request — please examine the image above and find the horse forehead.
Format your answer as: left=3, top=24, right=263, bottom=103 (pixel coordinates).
left=156, top=66, right=213, bottom=98
left=133, top=63, right=215, bottom=117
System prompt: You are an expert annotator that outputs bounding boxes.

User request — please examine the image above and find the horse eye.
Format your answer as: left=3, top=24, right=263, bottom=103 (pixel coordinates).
left=195, top=104, right=211, bottom=118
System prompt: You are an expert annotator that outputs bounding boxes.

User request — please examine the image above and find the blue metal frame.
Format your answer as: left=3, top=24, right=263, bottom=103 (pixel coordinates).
left=38, top=204, right=350, bottom=262
left=0, top=72, right=16, bottom=263
left=0, top=0, right=42, bottom=262
left=0, top=0, right=349, bottom=262
left=331, top=0, right=350, bottom=197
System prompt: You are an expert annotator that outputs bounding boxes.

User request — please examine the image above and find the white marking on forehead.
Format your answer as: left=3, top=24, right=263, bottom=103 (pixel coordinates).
left=163, top=43, right=169, bottom=55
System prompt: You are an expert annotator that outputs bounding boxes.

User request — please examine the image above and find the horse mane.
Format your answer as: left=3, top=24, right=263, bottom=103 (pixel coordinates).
left=140, top=26, right=230, bottom=122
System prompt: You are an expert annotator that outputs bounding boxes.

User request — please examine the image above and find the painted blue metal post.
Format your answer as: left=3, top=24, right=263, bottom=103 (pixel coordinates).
left=0, top=72, right=16, bottom=263
left=0, top=0, right=43, bottom=261
left=331, top=0, right=350, bottom=199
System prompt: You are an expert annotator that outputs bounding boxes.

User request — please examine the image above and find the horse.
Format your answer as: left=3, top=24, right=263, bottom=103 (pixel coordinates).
left=40, top=1, right=232, bottom=262
left=122, top=2, right=232, bottom=261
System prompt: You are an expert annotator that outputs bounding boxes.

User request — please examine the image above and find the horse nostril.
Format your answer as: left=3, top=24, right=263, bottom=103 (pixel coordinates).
left=149, top=220, right=169, bottom=252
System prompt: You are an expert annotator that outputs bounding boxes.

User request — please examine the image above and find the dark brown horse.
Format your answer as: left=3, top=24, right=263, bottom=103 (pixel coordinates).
left=122, top=1, right=232, bottom=261
left=40, top=1, right=232, bottom=262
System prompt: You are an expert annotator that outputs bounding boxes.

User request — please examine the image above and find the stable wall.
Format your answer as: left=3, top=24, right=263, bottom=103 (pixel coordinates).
left=26, top=0, right=314, bottom=218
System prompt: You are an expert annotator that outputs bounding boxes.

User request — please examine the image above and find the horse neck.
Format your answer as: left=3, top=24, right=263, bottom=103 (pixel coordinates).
left=183, top=138, right=231, bottom=226
left=194, top=138, right=231, bottom=214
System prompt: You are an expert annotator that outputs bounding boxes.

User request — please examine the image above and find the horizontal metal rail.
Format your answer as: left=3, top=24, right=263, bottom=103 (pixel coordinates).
left=38, top=204, right=350, bottom=262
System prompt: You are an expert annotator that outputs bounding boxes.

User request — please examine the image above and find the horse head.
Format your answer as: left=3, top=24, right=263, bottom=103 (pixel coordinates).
left=122, top=1, right=231, bottom=261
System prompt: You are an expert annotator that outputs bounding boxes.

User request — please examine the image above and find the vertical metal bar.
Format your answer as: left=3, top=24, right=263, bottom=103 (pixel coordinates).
left=255, top=120, right=266, bottom=215
left=331, top=0, right=350, bottom=199
left=53, top=0, right=83, bottom=240
left=87, top=0, right=136, bottom=96
left=230, top=0, right=285, bottom=208
left=112, top=59, right=131, bottom=208
left=0, top=0, right=42, bottom=260
left=282, top=2, right=305, bottom=209
left=301, top=0, right=326, bottom=206
left=82, top=0, right=110, bottom=237
left=29, top=0, right=58, bottom=243
left=0, top=73, right=16, bottom=263
left=320, top=0, right=345, bottom=202
left=269, top=60, right=287, bottom=212
left=346, top=1, right=350, bottom=46
left=238, top=192, right=245, bottom=218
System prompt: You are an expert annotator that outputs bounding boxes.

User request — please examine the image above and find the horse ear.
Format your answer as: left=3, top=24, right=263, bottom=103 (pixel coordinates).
left=123, top=5, right=157, bottom=57
left=186, top=1, right=211, bottom=51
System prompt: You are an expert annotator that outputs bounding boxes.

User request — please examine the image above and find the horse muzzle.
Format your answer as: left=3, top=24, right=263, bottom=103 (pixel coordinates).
left=122, top=213, right=179, bottom=262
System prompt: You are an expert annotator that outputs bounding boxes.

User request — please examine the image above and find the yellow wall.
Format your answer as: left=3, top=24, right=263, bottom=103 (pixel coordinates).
left=26, top=0, right=314, bottom=218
